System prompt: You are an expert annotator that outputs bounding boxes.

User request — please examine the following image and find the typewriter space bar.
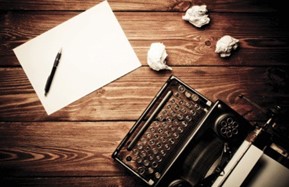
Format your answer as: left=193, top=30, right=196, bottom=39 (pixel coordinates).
left=127, top=90, right=173, bottom=150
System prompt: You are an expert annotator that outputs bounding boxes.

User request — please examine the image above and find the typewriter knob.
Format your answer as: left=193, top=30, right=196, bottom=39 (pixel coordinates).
left=214, top=113, right=239, bottom=140
left=168, top=179, right=192, bottom=187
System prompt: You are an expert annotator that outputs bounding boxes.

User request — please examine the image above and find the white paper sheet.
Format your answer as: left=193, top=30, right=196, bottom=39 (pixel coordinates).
left=13, top=0, right=141, bottom=115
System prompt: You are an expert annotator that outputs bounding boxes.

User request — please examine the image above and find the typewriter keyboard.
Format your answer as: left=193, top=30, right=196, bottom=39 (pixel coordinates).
left=113, top=77, right=211, bottom=185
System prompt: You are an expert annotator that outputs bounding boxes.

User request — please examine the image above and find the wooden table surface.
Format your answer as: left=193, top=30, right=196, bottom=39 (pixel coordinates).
left=1, top=0, right=288, bottom=186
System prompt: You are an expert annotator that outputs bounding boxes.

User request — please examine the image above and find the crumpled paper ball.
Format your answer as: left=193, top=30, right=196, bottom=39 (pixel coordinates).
left=182, top=5, right=210, bottom=28
left=147, top=42, right=172, bottom=71
left=215, top=35, right=239, bottom=57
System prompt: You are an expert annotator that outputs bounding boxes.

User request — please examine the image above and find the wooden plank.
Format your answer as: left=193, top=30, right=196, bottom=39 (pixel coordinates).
left=0, top=122, right=133, bottom=177
left=1, top=176, right=145, bottom=187
left=0, top=66, right=288, bottom=122
left=0, top=0, right=279, bottom=12
left=0, top=121, right=146, bottom=187
left=1, top=12, right=288, bottom=67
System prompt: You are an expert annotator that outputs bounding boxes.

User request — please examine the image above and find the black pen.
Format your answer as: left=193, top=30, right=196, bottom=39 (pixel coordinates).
left=44, top=48, right=62, bottom=96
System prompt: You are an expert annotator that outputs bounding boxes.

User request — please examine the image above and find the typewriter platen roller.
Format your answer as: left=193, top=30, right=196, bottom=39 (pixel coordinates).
left=112, top=75, right=253, bottom=187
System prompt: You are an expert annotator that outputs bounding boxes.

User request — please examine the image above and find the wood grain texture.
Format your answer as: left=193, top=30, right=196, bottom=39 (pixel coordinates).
left=1, top=12, right=289, bottom=67
left=0, top=67, right=288, bottom=122
left=1, top=0, right=289, bottom=186
left=0, top=122, right=146, bottom=186
left=0, top=0, right=279, bottom=12
left=1, top=177, right=144, bottom=187
left=0, top=122, right=131, bottom=176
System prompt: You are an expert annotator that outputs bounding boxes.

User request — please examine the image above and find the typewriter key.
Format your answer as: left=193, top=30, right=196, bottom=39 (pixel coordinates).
left=174, top=92, right=180, bottom=98
left=157, top=142, right=162, bottom=148
left=179, top=100, right=184, bottom=105
left=164, top=144, right=170, bottom=150
left=173, top=132, right=179, bottom=138
left=156, top=155, right=162, bottom=162
left=160, top=149, right=166, bottom=156
left=185, top=115, right=193, bottom=122
left=152, top=148, right=158, bottom=155
left=133, top=149, right=139, bottom=155
left=158, top=115, right=165, bottom=121
left=186, top=102, right=193, bottom=109
left=169, top=138, right=175, bottom=144
left=140, top=150, right=146, bottom=158
left=178, top=126, right=184, bottom=133
left=178, top=85, right=185, bottom=93
left=148, top=155, right=154, bottom=161
left=166, top=116, right=173, bottom=122
left=180, top=107, right=187, bottom=114
left=185, top=91, right=191, bottom=98
left=181, top=121, right=188, bottom=127
left=191, top=93, right=199, bottom=101
left=152, top=161, right=158, bottom=168
left=136, top=157, right=142, bottom=164
left=155, top=172, right=161, bottom=179
left=138, top=167, right=146, bottom=175
left=137, top=143, right=143, bottom=150
left=174, top=104, right=180, bottom=111
left=148, top=167, right=154, bottom=174
left=167, top=104, right=172, bottom=109
left=143, top=159, right=150, bottom=167
left=153, top=134, right=159, bottom=139
left=146, top=133, right=152, bottom=139
left=177, top=113, right=184, bottom=120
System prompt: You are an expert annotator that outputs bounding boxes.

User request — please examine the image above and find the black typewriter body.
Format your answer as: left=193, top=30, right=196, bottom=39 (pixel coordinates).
left=112, top=75, right=253, bottom=187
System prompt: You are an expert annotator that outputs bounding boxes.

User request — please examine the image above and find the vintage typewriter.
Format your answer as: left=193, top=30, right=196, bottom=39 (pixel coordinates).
left=112, top=75, right=289, bottom=187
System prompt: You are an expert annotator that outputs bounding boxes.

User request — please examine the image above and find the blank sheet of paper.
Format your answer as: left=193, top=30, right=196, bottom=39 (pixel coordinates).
left=13, top=0, right=141, bottom=115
